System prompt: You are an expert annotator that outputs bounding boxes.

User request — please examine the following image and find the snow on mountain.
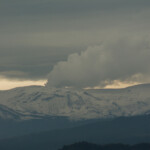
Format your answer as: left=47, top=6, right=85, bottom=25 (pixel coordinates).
left=0, top=84, right=150, bottom=120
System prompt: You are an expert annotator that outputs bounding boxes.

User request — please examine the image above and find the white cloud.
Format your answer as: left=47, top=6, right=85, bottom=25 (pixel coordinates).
left=46, top=36, right=150, bottom=88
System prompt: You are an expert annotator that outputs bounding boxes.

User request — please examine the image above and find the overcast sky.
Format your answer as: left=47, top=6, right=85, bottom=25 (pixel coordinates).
left=1, top=0, right=150, bottom=89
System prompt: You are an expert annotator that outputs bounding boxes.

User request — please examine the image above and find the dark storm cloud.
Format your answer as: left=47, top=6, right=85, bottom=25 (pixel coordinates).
left=0, top=46, right=82, bottom=79
left=0, top=0, right=150, bottom=82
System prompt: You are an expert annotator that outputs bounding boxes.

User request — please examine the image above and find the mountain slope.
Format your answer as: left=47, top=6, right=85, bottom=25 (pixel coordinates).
left=0, top=115, right=150, bottom=150
left=0, top=84, right=150, bottom=120
left=0, top=116, right=99, bottom=139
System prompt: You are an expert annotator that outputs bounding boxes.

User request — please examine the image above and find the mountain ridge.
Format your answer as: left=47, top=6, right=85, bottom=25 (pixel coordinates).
left=0, top=83, right=150, bottom=120
left=0, top=115, right=150, bottom=150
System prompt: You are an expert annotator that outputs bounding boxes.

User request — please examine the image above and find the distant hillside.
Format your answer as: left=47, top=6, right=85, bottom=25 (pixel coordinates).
left=0, top=115, right=150, bottom=150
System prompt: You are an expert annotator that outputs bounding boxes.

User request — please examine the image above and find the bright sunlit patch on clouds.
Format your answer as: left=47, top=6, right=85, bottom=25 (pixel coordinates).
left=0, top=77, right=141, bottom=91
left=104, top=80, right=140, bottom=89
left=0, top=77, right=46, bottom=90
left=85, top=80, right=141, bottom=90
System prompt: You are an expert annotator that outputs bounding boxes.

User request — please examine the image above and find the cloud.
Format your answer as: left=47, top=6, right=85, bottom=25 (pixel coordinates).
left=1, top=0, right=150, bottom=81
left=0, top=46, right=80, bottom=80
left=46, top=36, right=150, bottom=88
left=0, top=76, right=46, bottom=90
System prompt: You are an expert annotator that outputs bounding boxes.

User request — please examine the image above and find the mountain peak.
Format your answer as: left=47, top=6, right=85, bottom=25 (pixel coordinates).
left=0, top=83, right=150, bottom=120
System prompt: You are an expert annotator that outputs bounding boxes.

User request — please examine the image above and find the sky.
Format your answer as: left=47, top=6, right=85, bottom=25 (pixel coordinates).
left=1, top=0, right=150, bottom=90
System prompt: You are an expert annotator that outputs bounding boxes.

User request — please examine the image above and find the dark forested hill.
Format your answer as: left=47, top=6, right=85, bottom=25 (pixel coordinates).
left=59, top=142, right=150, bottom=150
left=0, top=115, right=150, bottom=150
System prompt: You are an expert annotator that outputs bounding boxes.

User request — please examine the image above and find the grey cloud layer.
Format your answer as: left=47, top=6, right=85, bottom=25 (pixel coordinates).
left=0, top=46, right=81, bottom=79
left=0, top=0, right=150, bottom=81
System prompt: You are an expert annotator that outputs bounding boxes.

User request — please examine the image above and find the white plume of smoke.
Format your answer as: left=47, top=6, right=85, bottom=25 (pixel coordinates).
left=46, top=37, right=150, bottom=88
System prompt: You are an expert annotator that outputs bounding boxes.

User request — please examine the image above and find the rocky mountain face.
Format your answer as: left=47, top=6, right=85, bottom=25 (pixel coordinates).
left=0, top=84, right=150, bottom=120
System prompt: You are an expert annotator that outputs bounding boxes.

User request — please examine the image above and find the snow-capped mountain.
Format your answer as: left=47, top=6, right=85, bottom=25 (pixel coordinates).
left=0, top=84, right=150, bottom=120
